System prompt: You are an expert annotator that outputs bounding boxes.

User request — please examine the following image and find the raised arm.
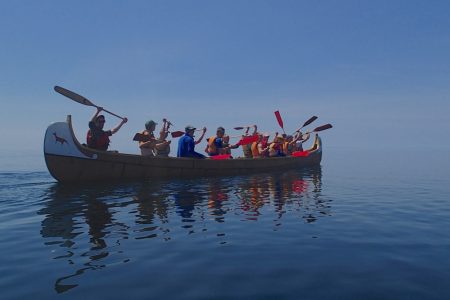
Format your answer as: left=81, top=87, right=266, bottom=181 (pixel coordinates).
left=159, top=119, right=169, bottom=140
left=271, top=132, right=279, bottom=143
left=111, top=117, right=128, bottom=134
left=91, top=107, right=103, bottom=122
left=195, top=127, right=207, bottom=144
left=292, top=131, right=302, bottom=144
left=251, top=125, right=257, bottom=136
left=301, top=132, right=310, bottom=143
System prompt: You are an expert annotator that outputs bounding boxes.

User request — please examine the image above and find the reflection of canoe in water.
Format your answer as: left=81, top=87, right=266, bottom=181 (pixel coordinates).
left=44, top=115, right=323, bottom=183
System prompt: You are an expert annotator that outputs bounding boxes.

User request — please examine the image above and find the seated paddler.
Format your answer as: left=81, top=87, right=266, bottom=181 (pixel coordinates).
left=205, top=126, right=227, bottom=156
left=87, top=107, right=128, bottom=151
left=138, top=120, right=171, bottom=156
left=269, top=136, right=286, bottom=157
left=177, top=125, right=207, bottom=158
left=241, top=125, right=257, bottom=158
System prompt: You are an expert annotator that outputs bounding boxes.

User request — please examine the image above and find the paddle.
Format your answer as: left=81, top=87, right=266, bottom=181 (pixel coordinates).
left=274, top=110, right=286, bottom=134
left=170, top=131, right=185, bottom=138
left=234, top=125, right=254, bottom=130
left=309, top=124, right=333, bottom=133
left=54, top=85, right=125, bottom=120
left=292, top=116, right=318, bottom=135
left=296, top=116, right=318, bottom=131
left=133, top=133, right=154, bottom=142
left=236, top=135, right=259, bottom=146
left=170, top=129, right=204, bottom=138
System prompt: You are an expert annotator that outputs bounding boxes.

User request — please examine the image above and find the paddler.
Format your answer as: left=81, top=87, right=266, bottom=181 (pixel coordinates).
left=177, top=125, right=207, bottom=158
left=241, top=125, right=257, bottom=158
left=294, top=131, right=310, bottom=151
left=87, top=107, right=128, bottom=151
left=251, top=132, right=271, bottom=158
left=258, top=133, right=270, bottom=157
left=138, top=120, right=171, bottom=156
left=269, top=136, right=286, bottom=157
left=251, top=133, right=263, bottom=158
left=282, top=135, right=296, bottom=156
left=155, top=119, right=172, bottom=156
left=205, top=126, right=228, bottom=156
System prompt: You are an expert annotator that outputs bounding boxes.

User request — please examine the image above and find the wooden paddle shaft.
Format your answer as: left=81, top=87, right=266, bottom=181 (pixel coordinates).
left=95, top=106, right=125, bottom=120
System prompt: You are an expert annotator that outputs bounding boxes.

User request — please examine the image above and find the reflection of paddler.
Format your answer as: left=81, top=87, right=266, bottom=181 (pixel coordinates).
left=132, top=183, right=169, bottom=224
left=292, top=179, right=308, bottom=194
left=207, top=181, right=229, bottom=221
left=238, top=177, right=265, bottom=215
left=85, top=197, right=112, bottom=249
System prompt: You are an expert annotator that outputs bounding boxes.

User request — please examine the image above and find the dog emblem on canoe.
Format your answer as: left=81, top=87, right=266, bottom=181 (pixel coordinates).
left=53, top=132, right=68, bottom=145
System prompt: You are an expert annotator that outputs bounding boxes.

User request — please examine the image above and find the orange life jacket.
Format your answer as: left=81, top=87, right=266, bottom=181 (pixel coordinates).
left=206, top=136, right=218, bottom=155
left=283, top=141, right=294, bottom=155
left=269, top=142, right=282, bottom=156
left=251, top=141, right=260, bottom=157
left=242, top=143, right=253, bottom=158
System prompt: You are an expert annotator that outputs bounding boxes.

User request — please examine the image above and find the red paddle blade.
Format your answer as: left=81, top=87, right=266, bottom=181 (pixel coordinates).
left=313, top=124, right=333, bottom=132
left=171, top=131, right=185, bottom=138
left=210, top=154, right=232, bottom=160
left=292, top=151, right=310, bottom=157
left=238, top=135, right=259, bottom=146
left=302, top=116, right=318, bottom=128
left=274, top=110, right=284, bottom=129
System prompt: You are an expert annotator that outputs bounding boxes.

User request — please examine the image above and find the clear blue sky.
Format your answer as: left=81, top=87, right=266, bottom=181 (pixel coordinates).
left=1, top=0, right=449, bottom=170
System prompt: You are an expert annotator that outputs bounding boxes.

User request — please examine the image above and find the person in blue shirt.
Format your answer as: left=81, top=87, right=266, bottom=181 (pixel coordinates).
left=177, top=125, right=207, bottom=158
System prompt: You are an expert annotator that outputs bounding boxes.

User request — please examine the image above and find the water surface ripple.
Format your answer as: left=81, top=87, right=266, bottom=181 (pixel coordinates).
left=1, top=155, right=450, bottom=299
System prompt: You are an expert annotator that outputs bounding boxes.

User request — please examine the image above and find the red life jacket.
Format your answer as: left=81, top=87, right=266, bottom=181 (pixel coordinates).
left=86, top=129, right=110, bottom=151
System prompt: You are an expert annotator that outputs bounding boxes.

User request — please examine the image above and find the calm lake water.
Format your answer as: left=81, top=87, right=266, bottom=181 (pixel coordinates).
left=1, top=147, right=450, bottom=299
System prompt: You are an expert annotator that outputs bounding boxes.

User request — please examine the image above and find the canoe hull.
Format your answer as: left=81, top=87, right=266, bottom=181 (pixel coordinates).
left=44, top=116, right=322, bottom=182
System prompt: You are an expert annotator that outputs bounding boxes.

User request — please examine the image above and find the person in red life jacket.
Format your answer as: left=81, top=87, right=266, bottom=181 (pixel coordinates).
left=87, top=107, right=128, bottom=151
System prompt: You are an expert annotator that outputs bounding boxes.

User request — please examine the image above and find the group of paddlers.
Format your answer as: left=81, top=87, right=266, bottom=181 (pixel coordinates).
left=86, top=107, right=313, bottom=159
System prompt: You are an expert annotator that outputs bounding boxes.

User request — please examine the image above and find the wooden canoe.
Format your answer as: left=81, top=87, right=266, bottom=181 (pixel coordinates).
left=44, top=115, right=323, bottom=182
